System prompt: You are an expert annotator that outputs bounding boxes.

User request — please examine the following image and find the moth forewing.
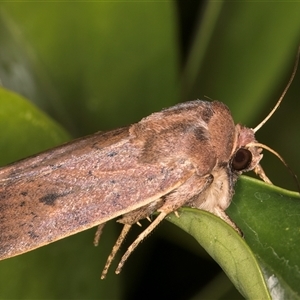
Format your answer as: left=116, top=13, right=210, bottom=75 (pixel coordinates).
left=0, top=126, right=195, bottom=260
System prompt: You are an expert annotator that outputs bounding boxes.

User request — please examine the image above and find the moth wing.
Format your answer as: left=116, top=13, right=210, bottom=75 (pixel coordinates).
left=0, top=127, right=195, bottom=259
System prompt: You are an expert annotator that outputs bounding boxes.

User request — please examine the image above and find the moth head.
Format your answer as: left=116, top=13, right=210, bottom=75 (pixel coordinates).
left=230, top=123, right=297, bottom=186
left=230, top=125, right=263, bottom=175
left=230, top=45, right=300, bottom=187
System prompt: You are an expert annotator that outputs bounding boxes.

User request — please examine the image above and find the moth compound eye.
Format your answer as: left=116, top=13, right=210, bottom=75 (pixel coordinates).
left=231, top=148, right=252, bottom=171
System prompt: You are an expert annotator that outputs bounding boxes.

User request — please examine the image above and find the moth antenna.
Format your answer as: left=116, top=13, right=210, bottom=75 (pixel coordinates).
left=247, top=142, right=300, bottom=192
left=204, top=95, right=214, bottom=101
left=253, top=45, right=300, bottom=133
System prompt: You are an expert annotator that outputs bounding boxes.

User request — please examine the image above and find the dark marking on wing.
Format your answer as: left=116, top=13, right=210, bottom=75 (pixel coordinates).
left=49, top=164, right=63, bottom=170
left=39, top=192, right=71, bottom=206
left=107, top=151, right=118, bottom=157
left=201, top=105, right=213, bottom=123
left=193, top=127, right=208, bottom=141
left=28, top=231, right=39, bottom=239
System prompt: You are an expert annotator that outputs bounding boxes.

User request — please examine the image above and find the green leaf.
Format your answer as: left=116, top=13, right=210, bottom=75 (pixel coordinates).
left=228, top=176, right=300, bottom=299
left=167, top=207, right=270, bottom=299
left=0, top=87, right=70, bottom=165
left=167, top=176, right=300, bottom=299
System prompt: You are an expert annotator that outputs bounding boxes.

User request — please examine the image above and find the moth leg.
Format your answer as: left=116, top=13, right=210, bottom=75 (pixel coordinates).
left=101, top=199, right=165, bottom=278
left=101, top=224, right=132, bottom=279
left=254, top=164, right=272, bottom=184
left=115, top=212, right=167, bottom=275
left=117, top=198, right=164, bottom=225
left=93, top=223, right=106, bottom=246
left=212, top=207, right=242, bottom=235
left=115, top=174, right=212, bottom=274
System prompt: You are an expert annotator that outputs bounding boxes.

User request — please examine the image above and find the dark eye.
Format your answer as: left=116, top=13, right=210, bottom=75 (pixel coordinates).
left=231, top=148, right=252, bottom=171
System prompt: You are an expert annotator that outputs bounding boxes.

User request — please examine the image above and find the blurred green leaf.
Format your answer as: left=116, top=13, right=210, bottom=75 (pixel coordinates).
left=0, top=87, right=70, bottom=165
left=0, top=9, right=73, bottom=130
left=182, top=2, right=300, bottom=124
left=1, top=2, right=179, bottom=135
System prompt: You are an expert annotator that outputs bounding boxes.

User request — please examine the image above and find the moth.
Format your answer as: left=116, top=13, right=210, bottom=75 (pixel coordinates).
left=0, top=49, right=298, bottom=279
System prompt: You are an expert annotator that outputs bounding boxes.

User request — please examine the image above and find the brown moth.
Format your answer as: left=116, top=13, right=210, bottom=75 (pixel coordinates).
left=0, top=48, right=298, bottom=279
